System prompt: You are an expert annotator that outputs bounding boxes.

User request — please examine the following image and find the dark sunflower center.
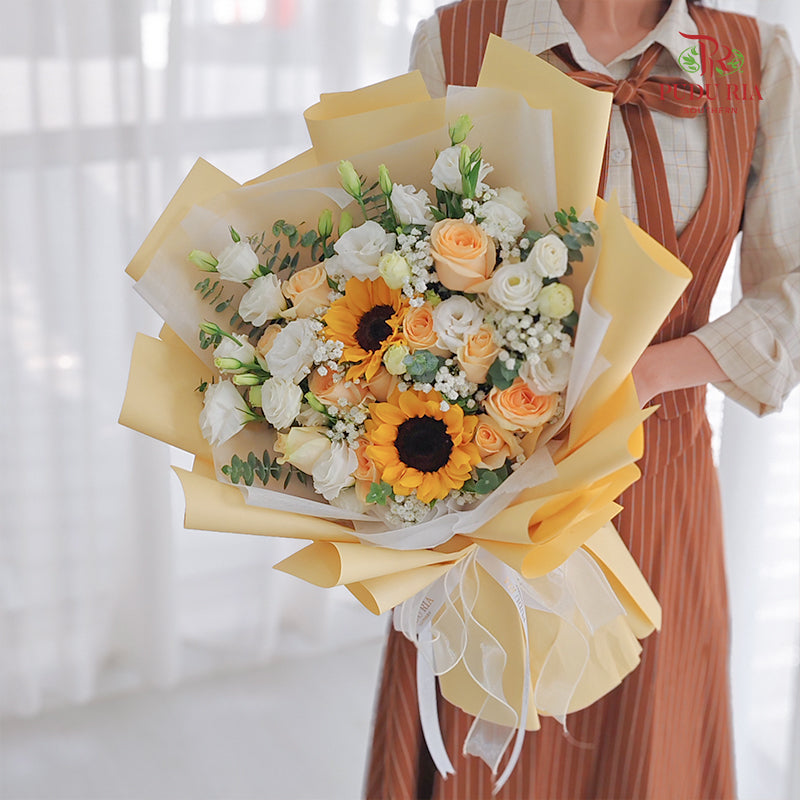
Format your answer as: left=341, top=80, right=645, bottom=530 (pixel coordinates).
left=355, top=304, right=394, bottom=351
left=395, top=416, right=453, bottom=473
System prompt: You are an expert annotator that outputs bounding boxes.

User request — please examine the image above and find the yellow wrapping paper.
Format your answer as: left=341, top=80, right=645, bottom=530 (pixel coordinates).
left=120, top=39, right=692, bottom=733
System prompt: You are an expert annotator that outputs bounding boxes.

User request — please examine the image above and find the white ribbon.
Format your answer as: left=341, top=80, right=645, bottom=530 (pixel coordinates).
left=394, top=547, right=625, bottom=793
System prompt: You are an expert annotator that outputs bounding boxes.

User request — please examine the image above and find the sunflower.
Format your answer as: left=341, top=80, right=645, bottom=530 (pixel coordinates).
left=323, top=277, right=408, bottom=382
left=365, top=389, right=481, bottom=504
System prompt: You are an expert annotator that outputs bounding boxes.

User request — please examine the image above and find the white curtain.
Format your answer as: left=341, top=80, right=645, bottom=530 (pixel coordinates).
left=0, top=0, right=797, bottom=797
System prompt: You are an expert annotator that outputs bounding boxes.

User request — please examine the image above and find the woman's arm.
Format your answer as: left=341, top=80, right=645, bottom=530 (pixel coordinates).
left=632, top=336, right=729, bottom=407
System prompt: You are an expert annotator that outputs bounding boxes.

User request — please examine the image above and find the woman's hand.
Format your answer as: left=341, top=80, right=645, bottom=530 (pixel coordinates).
left=632, top=335, right=729, bottom=407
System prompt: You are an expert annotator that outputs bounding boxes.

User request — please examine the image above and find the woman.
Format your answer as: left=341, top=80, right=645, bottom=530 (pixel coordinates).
left=365, top=1, right=800, bottom=799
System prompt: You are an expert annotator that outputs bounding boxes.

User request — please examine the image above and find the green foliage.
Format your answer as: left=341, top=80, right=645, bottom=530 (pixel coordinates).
left=460, top=144, right=485, bottom=200
left=561, top=310, right=579, bottom=333
left=193, top=277, right=245, bottom=332
left=487, top=357, right=519, bottom=390
left=366, top=481, right=393, bottom=505
left=434, top=188, right=465, bottom=220
left=404, top=350, right=441, bottom=385
left=221, top=450, right=307, bottom=489
left=551, top=207, right=598, bottom=265
left=462, top=463, right=510, bottom=495
left=360, top=179, right=399, bottom=231
left=249, top=219, right=330, bottom=277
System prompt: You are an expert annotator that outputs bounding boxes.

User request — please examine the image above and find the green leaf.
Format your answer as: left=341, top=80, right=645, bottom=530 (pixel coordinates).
left=254, top=456, right=267, bottom=484
left=487, top=357, right=519, bottom=390
left=561, top=310, right=579, bottom=328
left=305, top=392, right=328, bottom=415
left=466, top=464, right=510, bottom=495
left=272, top=220, right=285, bottom=237
left=473, top=470, right=501, bottom=494
left=366, top=481, right=393, bottom=505
left=301, top=230, right=317, bottom=247
left=562, top=233, right=581, bottom=250
left=567, top=248, right=583, bottom=263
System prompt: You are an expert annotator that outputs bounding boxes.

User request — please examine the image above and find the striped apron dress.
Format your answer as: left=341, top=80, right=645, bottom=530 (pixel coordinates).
left=365, top=3, right=761, bottom=798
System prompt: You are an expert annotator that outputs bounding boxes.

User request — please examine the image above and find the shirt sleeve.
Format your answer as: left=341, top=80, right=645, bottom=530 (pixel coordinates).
left=691, top=21, right=800, bottom=416
left=409, top=14, right=447, bottom=99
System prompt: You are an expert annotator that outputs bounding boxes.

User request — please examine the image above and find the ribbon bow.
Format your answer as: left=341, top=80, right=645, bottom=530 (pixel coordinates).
left=552, top=43, right=707, bottom=254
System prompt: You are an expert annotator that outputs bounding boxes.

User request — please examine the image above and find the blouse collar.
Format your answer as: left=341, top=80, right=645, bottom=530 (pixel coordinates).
left=501, top=0, right=701, bottom=81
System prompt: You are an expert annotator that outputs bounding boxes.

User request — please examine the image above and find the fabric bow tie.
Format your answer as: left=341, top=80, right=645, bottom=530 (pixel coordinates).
left=552, top=43, right=708, bottom=254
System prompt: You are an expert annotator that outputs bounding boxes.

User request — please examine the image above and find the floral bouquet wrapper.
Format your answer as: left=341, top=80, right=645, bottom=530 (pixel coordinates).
left=120, top=37, right=691, bottom=789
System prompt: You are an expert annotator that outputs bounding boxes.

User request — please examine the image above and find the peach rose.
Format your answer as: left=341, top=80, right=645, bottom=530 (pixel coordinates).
left=274, top=426, right=331, bottom=474
left=308, top=367, right=370, bottom=408
left=403, top=303, right=448, bottom=355
left=366, top=367, right=401, bottom=402
left=352, top=438, right=380, bottom=503
left=473, top=414, right=524, bottom=470
left=484, top=378, right=558, bottom=432
left=430, top=219, right=496, bottom=292
left=353, top=437, right=379, bottom=483
left=283, top=264, right=332, bottom=318
left=456, top=326, right=500, bottom=384
left=256, top=324, right=282, bottom=357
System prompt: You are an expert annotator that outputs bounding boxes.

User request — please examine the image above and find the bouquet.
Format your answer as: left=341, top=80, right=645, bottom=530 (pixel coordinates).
left=121, top=36, right=691, bottom=790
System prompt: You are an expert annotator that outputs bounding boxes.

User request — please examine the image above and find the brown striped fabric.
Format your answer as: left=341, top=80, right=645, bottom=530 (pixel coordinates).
left=365, top=4, right=762, bottom=799
left=436, top=0, right=508, bottom=87
left=550, top=41, right=709, bottom=255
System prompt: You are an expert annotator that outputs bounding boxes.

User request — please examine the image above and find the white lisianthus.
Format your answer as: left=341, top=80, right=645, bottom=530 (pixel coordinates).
left=264, top=319, right=318, bottom=383
left=274, top=426, right=331, bottom=473
left=238, top=274, right=287, bottom=326
left=199, top=380, right=251, bottom=446
left=488, top=262, right=543, bottom=312
left=216, top=240, right=260, bottom=283
left=536, top=283, right=575, bottom=319
left=522, top=348, right=573, bottom=394
left=432, top=295, right=484, bottom=352
left=213, top=334, right=257, bottom=373
left=390, top=183, right=435, bottom=227
left=261, top=377, right=303, bottom=429
left=479, top=200, right=526, bottom=241
left=378, top=252, right=412, bottom=290
left=329, top=221, right=396, bottom=281
left=430, top=145, right=492, bottom=193
left=383, top=342, right=411, bottom=375
left=295, top=404, right=330, bottom=427
left=329, top=487, right=368, bottom=514
left=493, top=187, right=530, bottom=221
left=312, top=442, right=358, bottom=501
left=526, top=234, right=569, bottom=279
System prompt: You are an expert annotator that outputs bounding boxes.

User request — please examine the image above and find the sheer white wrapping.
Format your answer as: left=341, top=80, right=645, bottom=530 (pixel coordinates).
left=0, top=0, right=796, bottom=796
